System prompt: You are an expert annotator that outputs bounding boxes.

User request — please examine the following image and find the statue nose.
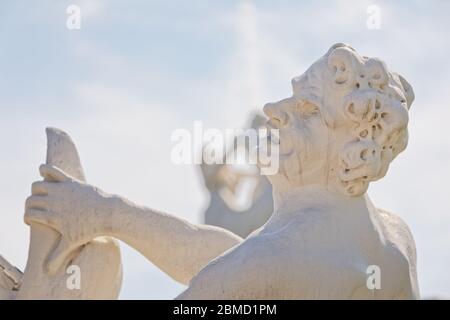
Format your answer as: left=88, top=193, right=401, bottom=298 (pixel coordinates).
left=263, top=103, right=288, bottom=128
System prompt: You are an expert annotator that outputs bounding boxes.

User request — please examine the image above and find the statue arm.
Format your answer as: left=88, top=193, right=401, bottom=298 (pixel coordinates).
left=25, top=164, right=243, bottom=285
left=107, top=197, right=243, bottom=285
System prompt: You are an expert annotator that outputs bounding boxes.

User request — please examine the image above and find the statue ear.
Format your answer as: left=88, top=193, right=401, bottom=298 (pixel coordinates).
left=398, top=74, right=415, bottom=109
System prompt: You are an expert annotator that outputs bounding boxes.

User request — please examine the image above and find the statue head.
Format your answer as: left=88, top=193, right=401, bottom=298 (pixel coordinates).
left=263, top=43, right=414, bottom=197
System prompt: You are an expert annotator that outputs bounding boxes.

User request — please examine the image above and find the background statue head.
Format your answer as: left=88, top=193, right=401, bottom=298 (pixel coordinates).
left=263, top=43, right=414, bottom=197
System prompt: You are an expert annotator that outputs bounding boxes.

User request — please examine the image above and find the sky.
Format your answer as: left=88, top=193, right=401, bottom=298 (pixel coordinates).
left=1, top=0, right=449, bottom=299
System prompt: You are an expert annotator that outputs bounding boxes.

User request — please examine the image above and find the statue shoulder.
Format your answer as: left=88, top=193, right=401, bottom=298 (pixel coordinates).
left=377, top=208, right=417, bottom=257
left=179, top=234, right=293, bottom=299
left=376, top=208, right=420, bottom=298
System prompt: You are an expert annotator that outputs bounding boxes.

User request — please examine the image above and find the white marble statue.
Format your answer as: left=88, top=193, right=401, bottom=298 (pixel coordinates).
left=3, top=43, right=418, bottom=299
left=1, top=128, right=122, bottom=299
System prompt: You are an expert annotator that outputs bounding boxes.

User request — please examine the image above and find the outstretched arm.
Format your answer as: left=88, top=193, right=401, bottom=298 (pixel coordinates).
left=25, top=164, right=243, bottom=285
left=108, top=197, right=243, bottom=284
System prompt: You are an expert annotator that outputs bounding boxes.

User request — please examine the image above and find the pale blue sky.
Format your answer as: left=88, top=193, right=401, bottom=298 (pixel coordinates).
left=1, top=0, right=449, bottom=299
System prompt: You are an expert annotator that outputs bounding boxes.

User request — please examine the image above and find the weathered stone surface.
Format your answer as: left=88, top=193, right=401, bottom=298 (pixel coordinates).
left=3, top=44, right=418, bottom=299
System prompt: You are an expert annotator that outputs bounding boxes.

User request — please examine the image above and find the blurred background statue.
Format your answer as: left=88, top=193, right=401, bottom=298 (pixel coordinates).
left=201, top=113, right=274, bottom=237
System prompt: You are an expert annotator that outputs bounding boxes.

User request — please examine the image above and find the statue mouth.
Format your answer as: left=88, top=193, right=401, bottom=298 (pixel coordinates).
left=263, top=129, right=294, bottom=157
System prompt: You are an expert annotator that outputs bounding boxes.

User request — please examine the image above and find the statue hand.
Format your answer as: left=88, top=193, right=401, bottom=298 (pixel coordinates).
left=24, top=164, right=114, bottom=275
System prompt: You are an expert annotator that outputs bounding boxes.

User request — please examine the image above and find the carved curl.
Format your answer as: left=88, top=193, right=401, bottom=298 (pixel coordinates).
left=293, top=43, right=414, bottom=196
left=332, top=45, right=413, bottom=195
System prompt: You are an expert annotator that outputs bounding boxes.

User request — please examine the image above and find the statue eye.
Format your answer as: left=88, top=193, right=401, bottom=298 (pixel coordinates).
left=298, top=102, right=320, bottom=118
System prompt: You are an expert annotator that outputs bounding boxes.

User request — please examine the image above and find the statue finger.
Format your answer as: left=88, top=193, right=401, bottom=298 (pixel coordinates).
left=31, top=181, right=54, bottom=196
left=24, top=208, right=58, bottom=229
left=25, top=195, right=49, bottom=211
left=39, top=164, right=70, bottom=183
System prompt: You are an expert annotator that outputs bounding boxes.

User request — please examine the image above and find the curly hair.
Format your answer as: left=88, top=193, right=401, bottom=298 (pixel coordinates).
left=291, top=44, right=414, bottom=196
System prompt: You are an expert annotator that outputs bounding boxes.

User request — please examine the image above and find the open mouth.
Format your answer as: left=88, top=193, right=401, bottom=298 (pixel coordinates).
left=266, top=130, right=280, bottom=145
left=262, top=127, right=294, bottom=157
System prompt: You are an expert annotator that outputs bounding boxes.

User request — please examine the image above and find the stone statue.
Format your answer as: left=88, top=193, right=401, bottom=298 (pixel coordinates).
left=2, top=43, right=419, bottom=299
left=202, top=113, right=274, bottom=238
left=1, top=128, right=122, bottom=299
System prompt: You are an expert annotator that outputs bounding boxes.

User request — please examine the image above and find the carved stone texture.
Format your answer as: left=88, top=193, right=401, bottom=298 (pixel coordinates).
left=15, top=128, right=122, bottom=299
left=13, top=44, right=417, bottom=300
left=179, top=44, right=418, bottom=299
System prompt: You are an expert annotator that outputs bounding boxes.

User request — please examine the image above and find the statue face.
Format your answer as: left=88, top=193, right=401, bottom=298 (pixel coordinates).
left=263, top=96, right=331, bottom=193
left=262, top=44, right=414, bottom=197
